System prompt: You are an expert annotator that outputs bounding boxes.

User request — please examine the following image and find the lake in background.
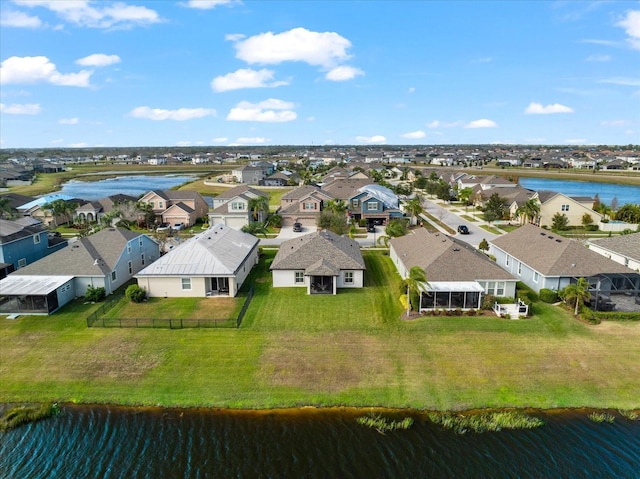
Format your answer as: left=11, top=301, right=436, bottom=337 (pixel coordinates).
left=518, top=177, right=640, bottom=206
left=1, top=406, right=638, bottom=478
left=59, top=175, right=197, bottom=201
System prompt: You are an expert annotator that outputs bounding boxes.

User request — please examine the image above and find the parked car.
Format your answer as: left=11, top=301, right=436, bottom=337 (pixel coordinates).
left=156, top=223, right=171, bottom=232
left=457, top=225, right=470, bottom=235
left=367, top=224, right=376, bottom=233
left=172, top=222, right=185, bottom=231
left=293, top=222, right=302, bottom=232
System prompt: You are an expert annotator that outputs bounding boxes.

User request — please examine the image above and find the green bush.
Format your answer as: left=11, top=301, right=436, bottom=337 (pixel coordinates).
left=85, top=285, right=105, bottom=302
left=593, top=311, right=640, bottom=321
left=585, top=224, right=599, bottom=231
left=539, top=289, right=559, bottom=303
left=481, top=294, right=496, bottom=310
left=125, top=284, right=147, bottom=303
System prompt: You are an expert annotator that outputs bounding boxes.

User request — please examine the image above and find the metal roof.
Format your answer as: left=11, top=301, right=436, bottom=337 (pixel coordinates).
left=0, top=275, right=74, bottom=296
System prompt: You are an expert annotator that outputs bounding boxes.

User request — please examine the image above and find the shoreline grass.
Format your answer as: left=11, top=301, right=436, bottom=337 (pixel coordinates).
left=428, top=411, right=545, bottom=434
left=0, top=403, right=61, bottom=431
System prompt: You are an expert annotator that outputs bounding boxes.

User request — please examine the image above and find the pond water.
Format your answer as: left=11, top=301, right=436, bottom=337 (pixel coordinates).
left=518, top=177, right=640, bottom=206
left=58, top=175, right=197, bottom=201
left=1, top=406, right=638, bottom=478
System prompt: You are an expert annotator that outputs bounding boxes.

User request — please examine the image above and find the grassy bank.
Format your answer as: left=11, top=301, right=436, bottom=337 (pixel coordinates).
left=1, top=251, right=639, bottom=410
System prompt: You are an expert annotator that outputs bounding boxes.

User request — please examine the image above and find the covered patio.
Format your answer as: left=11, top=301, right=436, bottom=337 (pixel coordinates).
left=418, top=281, right=484, bottom=311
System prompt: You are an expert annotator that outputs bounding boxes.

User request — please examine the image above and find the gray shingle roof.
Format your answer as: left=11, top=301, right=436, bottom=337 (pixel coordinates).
left=282, top=185, right=323, bottom=201
left=0, top=218, right=45, bottom=244
left=135, top=224, right=258, bottom=276
left=216, top=185, right=268, bottom=200
left=270, top=230, right=365, bottom=271
left=390, top=228, right=514, bottom=281
left=588, top=232, right=640, bottom=262
left=14, top=228, right=143, bottom=276
left=490, top=224, right=635, bottom=276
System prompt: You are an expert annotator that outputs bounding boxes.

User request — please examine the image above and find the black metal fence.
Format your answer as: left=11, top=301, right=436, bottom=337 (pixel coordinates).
left=86, top=286, right=254, bottom=329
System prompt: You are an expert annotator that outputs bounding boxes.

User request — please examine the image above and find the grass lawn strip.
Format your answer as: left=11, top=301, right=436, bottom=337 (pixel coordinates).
left=1, top=251, right=639, bottom=410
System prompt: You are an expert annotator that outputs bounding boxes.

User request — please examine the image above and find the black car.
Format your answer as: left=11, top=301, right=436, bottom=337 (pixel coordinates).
left=367, top=224, right=376, bottom=233
left=293, top=222, right=302, bottom=232
left=457, top=225, right=470, bottom=235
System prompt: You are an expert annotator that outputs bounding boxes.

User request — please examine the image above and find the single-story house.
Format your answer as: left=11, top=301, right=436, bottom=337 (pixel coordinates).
left=490, top=224, right=640, bottom=307
left=135, top=224, right=259, bottom=298
left=389, top=228, right=517, bottom=312
left=587, top=232, right=640, bottom=272
left=270, top=230, right=365, bottom=294
left=0, top=228, right=160, bottom=315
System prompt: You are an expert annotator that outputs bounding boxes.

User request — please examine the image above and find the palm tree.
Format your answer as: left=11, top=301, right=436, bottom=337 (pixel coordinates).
left=519, top=198, right=540, bottom=224
left=241, top=221, right=269, bottom=237
left=563, top=277, right=591, bottom=316
left=403, top=196, right=424, bottom=226
left=325, top=199, right=347, bottom=215
left=405, top=266, right=429, bottom=317
left=247, top=195, right=270, bottom=222
left=385, top=218, right=408, bottom=238
left=0, top=196, right=15, bottom=219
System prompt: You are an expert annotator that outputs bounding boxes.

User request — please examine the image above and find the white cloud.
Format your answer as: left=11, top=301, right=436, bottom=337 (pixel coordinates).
left=564, top=138, right=587, bottom=145
left=176, top=141, right=192, bottom=146
left=51, top=139, right=64, bottom=144
left=76, top=54, right=121, bottom=67
left=183, top=0, right=240, bottom=9
left=401, top=130, right=426, bottom=139
left=14, top=0, right=162, bottom=29
left=585, top=54, right=610, bottom=62
left=0, top=103, right=41, bottom=114
left=524, top=102, right=574, bottom=114
left=617, top=10, right=640, bottom=50
left=212, top=137, right=228, bottom=143
left=233, top=27, right=353, bottom=69
left=580, top=39, right=619, bottom=46
left=427, top=120, right=463, bottom=129
left=0, top=56, right=92, bottom=87
left=129, top=106, right=216, bottom=121
left=408, top=87, right=415, bottom=94
left=427, top=120, right=441, bottom=128
left=0, top=10, right=42, bottom=28
left=67, top=142, right=90, bottom=148
left=226, top=99, right=296, bottom=122
left=355, top=135, right=387, bottom=144
left=211, top=68, right=287, bottom=92
left=59, top=117, right=79, bottom=124
left=325, top=65, right=364, bottom=81
left=232, top=137, right=269, bottom=145
left=600, top=120, right=627, bottom=127
left=465, top=119, right=498, bottom=128
left=598, top=77, right=640, bottom=86
left=225, top=33, right=245, bottom=42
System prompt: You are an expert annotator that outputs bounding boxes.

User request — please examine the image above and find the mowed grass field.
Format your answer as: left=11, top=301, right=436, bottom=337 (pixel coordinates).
left=1, top=250, right=639, bottom=411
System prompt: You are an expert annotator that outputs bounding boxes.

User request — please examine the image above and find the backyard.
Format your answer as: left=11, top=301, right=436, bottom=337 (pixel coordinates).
left=1, top=250, right=639, bottom=411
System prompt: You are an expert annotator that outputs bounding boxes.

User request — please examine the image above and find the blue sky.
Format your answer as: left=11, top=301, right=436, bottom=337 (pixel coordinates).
left=1, top=0, right=639, bottom=148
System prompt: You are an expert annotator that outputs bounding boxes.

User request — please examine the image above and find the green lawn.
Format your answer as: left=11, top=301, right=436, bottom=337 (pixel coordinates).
left=1, top=250, right=639, bottom=410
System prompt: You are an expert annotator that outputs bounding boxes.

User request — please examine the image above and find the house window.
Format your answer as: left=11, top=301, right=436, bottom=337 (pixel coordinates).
left=294, top=271, right=304, bottom=284
left=517, top=262, right=522, bottom=275
left=159, top=201, right=164, bottom=209
left=139, top=237, right=143, bottom=248
left=18, top=258, right=26, bottom=268
left=367, top=201, right=379, bottom=211
left=181, top=278, right=192, bottom=290
left=352, top=199, right=359, bottom=208
left=231, top=202, right=244, bottom=211
left=111, top=271, right=117, bottom=282
left=487, top=281, right=495, bottom=294
left=344, top=271, right=354, bottom=284
left=128, top=261, right=132, bottom=274
left=127, top=244, right=132, bottom=254
left=304, top=202, right=316, bottom=210
left=141, top=254, right=145, bottom=265
left=561, top=204, right=570, bottom=212
left=533, top=271, right=539, bottom=283
left=150, top=201, right=155, bottom=208
left=34, top=234, right=41, bottom=244
left=505, top=255, right=510, bottom=267
left=496, top=282, right=505, bottom=296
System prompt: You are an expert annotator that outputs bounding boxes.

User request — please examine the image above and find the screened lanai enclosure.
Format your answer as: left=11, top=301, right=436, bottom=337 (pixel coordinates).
left=418, top=281, right=484, bottom=311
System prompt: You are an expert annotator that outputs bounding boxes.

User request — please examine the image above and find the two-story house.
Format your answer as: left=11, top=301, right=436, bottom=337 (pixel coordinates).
left=209, top=185, right=269, bottom=229
left=0, top=218, right=67, bottom=277
left=139, top=190, right=209, bottom=228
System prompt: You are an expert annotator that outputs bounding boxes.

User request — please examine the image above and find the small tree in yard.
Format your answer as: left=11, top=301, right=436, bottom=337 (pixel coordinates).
left=562, top=277, right=591, bottom=316
left=478, top=238, right=489, bottom=252
left=551, top=212, right=569, bottom=231
left=581, top=213, right=594, bottom=228
left=405, top=266, right=429, bottom=317
left=125, top=284, right=147, bottom=303
left=484, top=193, right=507, bottom=224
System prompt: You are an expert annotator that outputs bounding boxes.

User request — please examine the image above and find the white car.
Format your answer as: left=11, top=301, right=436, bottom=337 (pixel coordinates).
left=171, top=222, right=185, bottom=231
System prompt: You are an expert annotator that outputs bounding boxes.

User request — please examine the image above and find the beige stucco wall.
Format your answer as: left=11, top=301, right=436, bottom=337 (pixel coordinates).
left=539, top=196, right=601, bottom=227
